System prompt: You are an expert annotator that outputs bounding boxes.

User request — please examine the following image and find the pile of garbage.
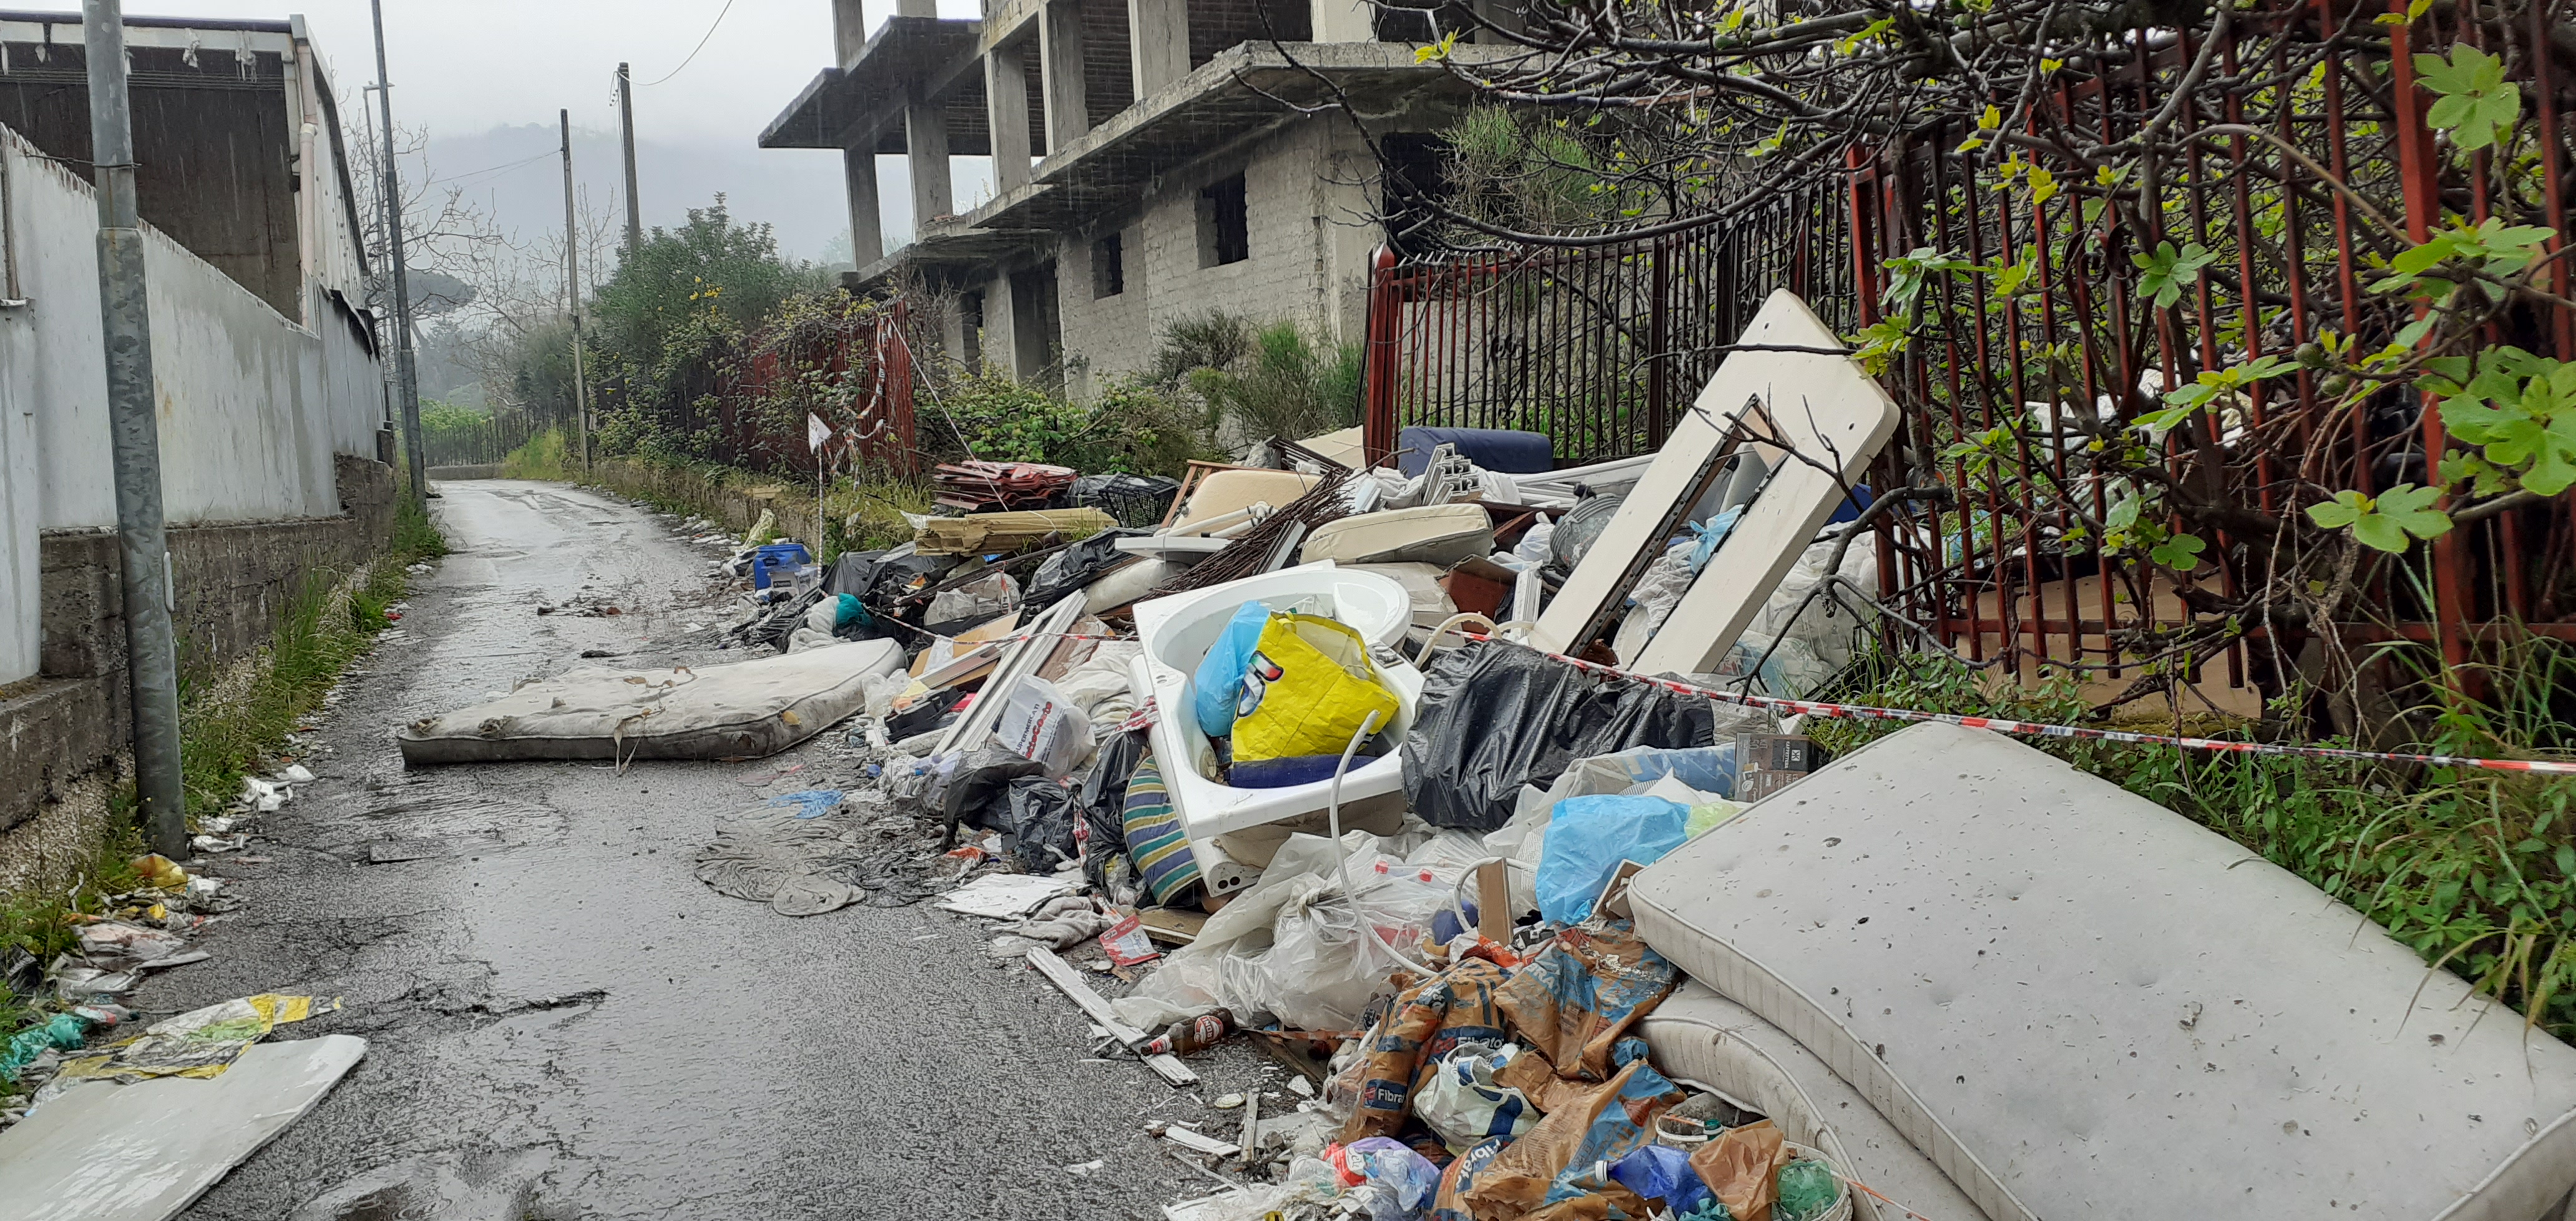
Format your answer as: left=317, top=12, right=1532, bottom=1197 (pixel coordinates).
left=599, top=403, right=1898, bottom=1218
left=2, top=764, right=320, bottom=1129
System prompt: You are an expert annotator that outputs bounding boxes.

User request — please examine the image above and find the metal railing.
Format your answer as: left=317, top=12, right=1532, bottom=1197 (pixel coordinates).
left=1360, top=185, right=1855, bottom=466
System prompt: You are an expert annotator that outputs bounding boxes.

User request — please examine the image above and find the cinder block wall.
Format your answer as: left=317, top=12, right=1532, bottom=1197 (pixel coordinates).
left=1056, top=120, right=1380, bottom=393
left=0, top=455, right=394, bottom=841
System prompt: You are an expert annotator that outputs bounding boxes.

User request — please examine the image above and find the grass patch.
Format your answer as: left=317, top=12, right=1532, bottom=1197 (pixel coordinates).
left=500, top=428, right=573, bottom=480
left=1812, top=639, right=2576, bottom=1041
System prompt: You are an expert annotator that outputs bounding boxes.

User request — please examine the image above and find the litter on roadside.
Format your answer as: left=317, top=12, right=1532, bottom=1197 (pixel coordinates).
left=360, top=289, right=2576, bottom=1221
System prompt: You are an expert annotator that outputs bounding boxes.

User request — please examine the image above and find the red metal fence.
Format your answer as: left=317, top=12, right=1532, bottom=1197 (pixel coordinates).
left=600, top=298, right=919, bottom=481
left=1362, top=4, right=2576, bottom=704
left=1853, top=2, right=2576, bottom=700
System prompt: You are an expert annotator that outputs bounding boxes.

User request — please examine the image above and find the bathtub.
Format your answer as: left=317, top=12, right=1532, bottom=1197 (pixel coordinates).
left=1126, top=563, right=1425, bottom=890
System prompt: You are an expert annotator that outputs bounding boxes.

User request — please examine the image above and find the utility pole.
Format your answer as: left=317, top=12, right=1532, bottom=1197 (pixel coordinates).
left=82, top=0, right=187, bottom=860
left=618, top=62, right=642, bottom=260
left=368, top=0, right=426, bottom=505
left=560, top=109, right=592, bottom=471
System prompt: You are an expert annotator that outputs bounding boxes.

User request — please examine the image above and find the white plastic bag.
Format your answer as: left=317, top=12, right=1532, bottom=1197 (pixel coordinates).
left=925, top=570, right=1019, bottom=627
left=993, top=676, right=1094, bottom=776
left=1611, top=538, right=1697, bottom=664
left=1414, top=1041, right=1538, bottom=1154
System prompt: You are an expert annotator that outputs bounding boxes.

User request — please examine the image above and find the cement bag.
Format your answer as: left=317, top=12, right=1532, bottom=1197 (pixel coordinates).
left=993, top=676, right=1094, bottom=776
left=398, top=640, right=904, bottom=765
left=1232, top=614, right=1401, bottom=763
left=1194, top=602, right=1272, bottom=737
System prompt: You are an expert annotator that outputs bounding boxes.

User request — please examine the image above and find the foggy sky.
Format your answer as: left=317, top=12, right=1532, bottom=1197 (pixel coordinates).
left=112, top=0, right=995, bottom=260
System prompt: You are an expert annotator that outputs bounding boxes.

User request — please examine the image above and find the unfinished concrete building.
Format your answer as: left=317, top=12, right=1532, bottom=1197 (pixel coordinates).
left=762, top=0, right=1490, bottom=397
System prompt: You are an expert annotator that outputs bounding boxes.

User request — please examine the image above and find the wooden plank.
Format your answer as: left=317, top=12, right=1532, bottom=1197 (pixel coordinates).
left=1631, top=293, right=1901, bottom=674
left=1158, top=1125, right=1242, bottom=1159
left=1024, top=946, right=1199, bottom=1087
left=1139, top=907, right=1208, bottom=946
left=1476, top=860, right=1511, bottom=943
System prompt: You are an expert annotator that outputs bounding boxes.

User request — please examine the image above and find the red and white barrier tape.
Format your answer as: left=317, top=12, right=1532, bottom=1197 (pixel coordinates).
left=1460, top=634, right=2576, bottom=777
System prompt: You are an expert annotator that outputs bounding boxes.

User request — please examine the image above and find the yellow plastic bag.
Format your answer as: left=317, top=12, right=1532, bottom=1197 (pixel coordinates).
left=1232, top=612, right=1401, bottom=763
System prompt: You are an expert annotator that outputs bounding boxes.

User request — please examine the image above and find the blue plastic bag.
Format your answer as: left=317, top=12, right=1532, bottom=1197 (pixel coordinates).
left=1340, top=1136, right=1443, bottom=1219
left=1611, top=1144, right=1715, bottom=1215
left=1193, top=602, right=1273, bottom=738
left=1534, top=795, right=1689, bottom=924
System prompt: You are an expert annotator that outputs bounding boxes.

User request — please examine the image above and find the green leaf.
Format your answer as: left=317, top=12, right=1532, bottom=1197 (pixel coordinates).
left=2351, top=512, right=2411, bottom=552
left=2416, top=45, right=2519, bottom=151
left=2306, top=489, right=2370, bottom=530
left=2150, top=532, right=2207, bottom=571
left=2374, top=483, right=2454, bottom=542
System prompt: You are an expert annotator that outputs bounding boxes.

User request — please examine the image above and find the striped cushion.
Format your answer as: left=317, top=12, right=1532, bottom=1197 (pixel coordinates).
left=1122, top=753, right=1201, bottom=906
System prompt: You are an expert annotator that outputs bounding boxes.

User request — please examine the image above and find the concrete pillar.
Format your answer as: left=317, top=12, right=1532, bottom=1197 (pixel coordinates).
left=1311, top=0, right=1372, bottom=42
left=832, top=0, right=869, bottom=65
left=985, top=47, right=1033, bottom=192
left=842, top=147, right=885, bottom=265
left=1127, top=0, right=1191, bottom=97
left=905, top=96, right=954, bottom=226
left=894, top=0, right=936, bottom=16
left=1040, top=0, right=1090, bottom=150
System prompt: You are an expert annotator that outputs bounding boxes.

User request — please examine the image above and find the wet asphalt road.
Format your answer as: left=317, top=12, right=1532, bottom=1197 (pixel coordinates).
left=159, top=479, right=1271, bottom=1220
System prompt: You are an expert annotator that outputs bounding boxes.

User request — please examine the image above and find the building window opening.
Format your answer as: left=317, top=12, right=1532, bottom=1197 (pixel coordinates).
left=961, top=290, right=986, bottom=374
left=1198, top=174, right=1249, bottom=267
left=1092, top=231, right=1125, bottom=298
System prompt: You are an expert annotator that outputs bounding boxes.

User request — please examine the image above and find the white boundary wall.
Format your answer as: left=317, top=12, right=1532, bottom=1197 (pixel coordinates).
left=0, top=122, right=384, bottom=685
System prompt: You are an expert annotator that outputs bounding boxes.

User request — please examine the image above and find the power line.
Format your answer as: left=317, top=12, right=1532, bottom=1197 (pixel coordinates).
left=638, top=0, right=737, bottom=87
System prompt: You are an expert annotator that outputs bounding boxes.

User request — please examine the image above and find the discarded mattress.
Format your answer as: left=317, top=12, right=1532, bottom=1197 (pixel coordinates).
left=398, top=639, right=904, bottom=765
left=1298, top=504, right=1495, bottom=567
left=1638, top=981, right=1993, bottom=1221
left=1127, top=564, right=1422, bottom=875
left=1628, top=720, right=2576, bottom=1221
left=0, top=1034, right=367, bottom=1221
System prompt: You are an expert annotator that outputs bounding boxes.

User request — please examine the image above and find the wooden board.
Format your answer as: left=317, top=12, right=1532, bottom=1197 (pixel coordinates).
left=1532, top=290, right=1898, bottom=671
left=1024, top=946, right=1198, bottom=1087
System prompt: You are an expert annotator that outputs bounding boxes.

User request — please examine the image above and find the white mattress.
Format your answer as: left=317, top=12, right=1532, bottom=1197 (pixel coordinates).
left=1629, top=720, right=2576, bottom=1221
left=1639, top=981, right=1994, bottom=1221
left=398, top=639, right=904, bottom=764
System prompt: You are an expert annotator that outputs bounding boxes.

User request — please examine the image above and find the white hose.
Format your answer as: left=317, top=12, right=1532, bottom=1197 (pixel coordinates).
left=1418, top=612, right=1498, bottom=668
left=1322, top=709, right=1437, bottom=978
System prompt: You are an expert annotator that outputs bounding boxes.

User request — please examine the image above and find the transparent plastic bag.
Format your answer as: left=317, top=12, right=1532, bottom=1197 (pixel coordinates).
left=924, top=570, right=1020, bottom=629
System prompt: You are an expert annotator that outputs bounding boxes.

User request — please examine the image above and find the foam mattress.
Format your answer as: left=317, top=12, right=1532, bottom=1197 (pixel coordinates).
left=398, top=639, right=903, bottom=765
left=1639, top=981, right=1994, bottom=1221
left=1629, top=720, right=2576, bottom=1221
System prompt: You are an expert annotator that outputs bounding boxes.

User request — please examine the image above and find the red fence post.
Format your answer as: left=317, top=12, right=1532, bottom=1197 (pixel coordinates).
left=889, top=298, right=919, bottom=479
left=1360, top=246, right=1401, bottom=467
left=2388, top=7, right=2476, bottom=677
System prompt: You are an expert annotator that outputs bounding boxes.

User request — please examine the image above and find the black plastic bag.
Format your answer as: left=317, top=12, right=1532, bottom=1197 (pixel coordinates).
left=1003, top=777, right=1081, bottom=872
left=1077, top=729, right=1151, bottom=892
left=1401, top=640, right=1716, bottom=831
left=869, top=552, right=959, bottom=609
left=941, top=744, right=1043, bottom=845
left=824, top=549, right=886, bottom=597
left=1026, top=529, right=1148, bottom=609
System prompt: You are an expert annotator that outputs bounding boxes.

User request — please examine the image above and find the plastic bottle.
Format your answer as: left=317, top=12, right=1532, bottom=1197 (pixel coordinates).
left=1144, top=1011, right=1234, bottom=1056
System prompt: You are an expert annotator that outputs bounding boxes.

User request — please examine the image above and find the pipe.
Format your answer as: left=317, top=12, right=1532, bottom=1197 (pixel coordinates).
left=82, top=0, right=187, bottom=860
left=367, top=0, right=426, bottom=504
